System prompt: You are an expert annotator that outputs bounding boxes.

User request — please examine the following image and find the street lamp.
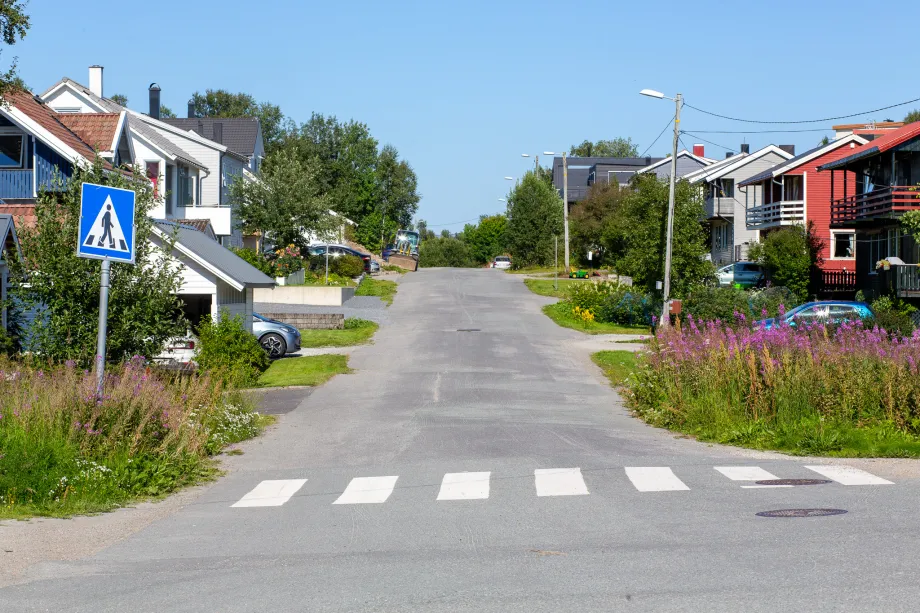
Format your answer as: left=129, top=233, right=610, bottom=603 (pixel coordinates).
left=640, top=87, right=683, bottom=327
left=521, top=153, right=540, bottom=171
left=543, top=151, right=570, bottom=272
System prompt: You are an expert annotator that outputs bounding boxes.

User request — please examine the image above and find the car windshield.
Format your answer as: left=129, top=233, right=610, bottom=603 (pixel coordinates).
left=496, top=257, right=510, bottom=262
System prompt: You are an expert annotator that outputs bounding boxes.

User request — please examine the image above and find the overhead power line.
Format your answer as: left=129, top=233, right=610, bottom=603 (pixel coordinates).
left=640, top=115, right=674, bottom=157
left=680, top=132, right=740, bottom=154
left=688, top=127, right=833, bottom=134
left=684, top=96, right=920, bottom=124
left=425, top=217, right=481, bottom=228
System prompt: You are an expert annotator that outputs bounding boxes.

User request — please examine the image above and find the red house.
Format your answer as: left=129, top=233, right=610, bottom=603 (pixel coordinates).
left=741, top=134, right=868, bottom=272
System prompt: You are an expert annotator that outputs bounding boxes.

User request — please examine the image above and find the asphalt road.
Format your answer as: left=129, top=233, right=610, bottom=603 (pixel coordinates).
left=4, top=269, right=920, bottom=612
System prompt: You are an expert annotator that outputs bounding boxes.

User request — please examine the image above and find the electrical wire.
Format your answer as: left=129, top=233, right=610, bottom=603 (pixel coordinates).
left=425, top=217, right=481, bottom=228
left=680, top=131, right=741, bottom=154
left=689, top=127, right=834, bottom=134
left=684, top=96, right=920, bottom=125
left=640, top=115, right=675, bottom=157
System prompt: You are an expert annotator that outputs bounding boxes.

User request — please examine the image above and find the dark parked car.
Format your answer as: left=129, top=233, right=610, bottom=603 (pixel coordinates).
left=756, top=301, right=873, bottom=330
left=307, top=244, right=372, bottom=273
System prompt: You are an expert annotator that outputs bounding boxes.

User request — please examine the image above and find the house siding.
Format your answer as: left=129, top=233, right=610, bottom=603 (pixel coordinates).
left=35, top=141, right=72, bottom=192
left=650, top=157, right=709, bottom=180
left=147, top=123, right=223, bottom=206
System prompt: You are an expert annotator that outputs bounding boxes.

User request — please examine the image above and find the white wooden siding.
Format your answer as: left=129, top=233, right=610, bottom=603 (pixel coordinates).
left=720, top=152, right=790, bottom=260
left=45, top=88, right=104, bottom=113
left=147, top=124, right=223, bottom=206
left=216, top=281, right=253, bottom=332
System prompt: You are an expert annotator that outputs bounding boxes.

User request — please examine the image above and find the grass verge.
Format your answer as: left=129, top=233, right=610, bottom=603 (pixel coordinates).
left=592, top=351, right=638, bottom=387
left=356, top=278, right=398, bottom=306
left=523, top=278, right=593, bottom=298
left=299, top=318, right=378, bottom=348
left=257, top=354, right=352, bottom=388
left=507, top=265, right=566, bottom=275
left=542, top=302, right=650, bottom=335
left=382, top=265, right=407, bottom=274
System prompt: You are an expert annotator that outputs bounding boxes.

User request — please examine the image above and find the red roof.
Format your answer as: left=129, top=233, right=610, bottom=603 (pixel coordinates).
left=820, top=122, right=920, bottom=171
left=5, top=91, right=112, bottom=168
left=0, top=203, right=36, bottom=229
left=57, top=113, right=120, bottom=152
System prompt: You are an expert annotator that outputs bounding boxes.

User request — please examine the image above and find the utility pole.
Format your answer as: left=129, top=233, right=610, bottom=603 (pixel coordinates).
left=659, top=93, right=682, bottom=327
left=563, top=152, right=569, bottom=272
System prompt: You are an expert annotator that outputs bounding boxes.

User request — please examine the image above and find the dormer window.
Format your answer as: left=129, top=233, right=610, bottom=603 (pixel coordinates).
left=0, top=130, right=24, bottom=168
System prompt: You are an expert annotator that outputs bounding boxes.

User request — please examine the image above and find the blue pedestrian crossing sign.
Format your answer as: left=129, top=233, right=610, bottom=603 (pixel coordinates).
left=77, top=183, right=136, bottom=264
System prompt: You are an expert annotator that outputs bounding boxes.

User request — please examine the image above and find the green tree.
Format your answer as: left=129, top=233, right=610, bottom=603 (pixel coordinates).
left=0, top=1, right=28, bottom=100
left=601, top=174, right=712, bottom=296
left=904, top=110, right=920, bottom=124
left=570, top=180, right=626, bottom=267
left=14, top=159, right=186, bottom=364
left=191, top=89, right=284, bottom=150
left=416, top=219, right=435, bottom=240
left=569, top=137, right=639, bottom=158
left=159, top=105, right=176, bottom=119
left=353, top=209, right=398, bottom=252
left=419, top=236, right=475, bottom=267
left=229, top=146, right=333, bottom=250
left=374, top=144, right=420, bottom=251
left=460, top=215, right=506, bottom=264
left=110, top=93, right=128, bottom=107
left=504, top=171, right=564, bottom=268
left=747, top=223, right=823, bottom=301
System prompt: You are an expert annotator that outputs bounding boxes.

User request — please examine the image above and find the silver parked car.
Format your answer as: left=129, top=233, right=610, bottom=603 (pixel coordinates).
left=253, top=313, right=301, bottom=359
left=716, top=262, right=764, bottom=288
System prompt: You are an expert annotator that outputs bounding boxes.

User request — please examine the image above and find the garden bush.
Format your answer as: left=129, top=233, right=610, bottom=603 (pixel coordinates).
left=195, top=314, right=271, bottom=387
left=332, top=254, right=366, bottom=278
left=596, top=288, right=654, bottom=326
left=683, top=285, right=799, bottom=323
left=0, top=357, right=268, bottom=518
left=231, top=247, right=274, bottom=276
left=624, top=318, right=920, bottom=457
left=869, top=295, right=916, bottom=336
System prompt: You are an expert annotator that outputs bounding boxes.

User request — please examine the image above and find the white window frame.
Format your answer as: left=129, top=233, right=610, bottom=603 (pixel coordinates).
left=830, top=230, right=856, bottom=260
left=0, top=127, right=25, bottom=169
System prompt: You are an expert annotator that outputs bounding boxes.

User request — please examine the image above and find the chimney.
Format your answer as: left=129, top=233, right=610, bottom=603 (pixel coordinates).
left=692, top=144, right=705, bottom=157
left=725, top=152, right=734, bottom=159
left=187, top=99, right=195, bottom=119
left=148, top=83, right=161, bottom=120
left=213, top=122, right=223, bottom=144
left=88, top=65, right=103, bottom=98
left=779, top=144, right=796, bottom=156
left=740, top=143, right=750, bottom=154
left=645, top=156, right=651, bottom=166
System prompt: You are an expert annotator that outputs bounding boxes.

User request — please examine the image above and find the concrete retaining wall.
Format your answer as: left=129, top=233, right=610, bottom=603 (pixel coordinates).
left=252, top=285, right=356, bottom=306
left=260, top=313, right=344, bottom=329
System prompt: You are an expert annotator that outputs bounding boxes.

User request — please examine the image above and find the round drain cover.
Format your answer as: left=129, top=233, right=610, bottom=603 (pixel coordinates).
left=756, top=508, right=847, bottom=518
left=754, top=479, right=831, bottom=486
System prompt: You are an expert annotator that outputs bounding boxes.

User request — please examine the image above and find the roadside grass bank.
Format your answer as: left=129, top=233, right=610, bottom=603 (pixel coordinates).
left=356, top=278, right=398, bottom=306
left=0, top=358, right=270, bottom=520
left=299, top=318, right=378, bottom=348
left=506, top=265, right=566, bottom=276
left=257, top=354, right=352, bottom=388
left=592, top=351, right=638, bottom=387
left=382, top=265, right=407, bottom=274
left=542, top=302, right=649, bottom=335
left=623, top=320, right=920, bottom=457
left=524, top=278, right=592, bottom=298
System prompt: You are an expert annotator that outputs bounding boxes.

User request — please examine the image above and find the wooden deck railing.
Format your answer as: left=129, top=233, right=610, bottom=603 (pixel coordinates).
left=830, top=186, right=920, bottom=223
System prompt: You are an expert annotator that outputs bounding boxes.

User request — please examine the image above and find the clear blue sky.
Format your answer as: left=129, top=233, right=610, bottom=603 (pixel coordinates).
left=15, top=0, right=920, bottom=231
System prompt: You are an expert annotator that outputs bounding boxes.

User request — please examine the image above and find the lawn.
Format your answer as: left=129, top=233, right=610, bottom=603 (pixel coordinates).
left=299, top=318, right=378, bottom=348
left=592, top=350, right=638, bottom=387
left=356, top=278, right=398, bottom=306
left=506, top=265, right=567, bottom=275
left=258, top=354, right=352, bottom=388
left=524, top=278, right=593, bottom=298
left=542, top=301, right=650, bottom=335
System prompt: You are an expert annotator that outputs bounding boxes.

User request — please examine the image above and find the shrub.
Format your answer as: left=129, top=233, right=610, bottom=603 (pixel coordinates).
left=418, top=237, right=475, bottom=267
left=566, top=281, right=615, bottom=313
left=343, top=317, right=375, bottom=330
left=596, top=288, right=654, bottom=326
left=195, top=314, right=270, bottom=387
left=683, top=285, right=799, bottom=323
left=747, top=224, right=822, bottom=301
left=333, top=254, right=366, bottom=278
left=869, top=295, right=916, bottom=336
left=271, top=244, right=304, bottom=277
left=231, top=247, right=273, bottom=276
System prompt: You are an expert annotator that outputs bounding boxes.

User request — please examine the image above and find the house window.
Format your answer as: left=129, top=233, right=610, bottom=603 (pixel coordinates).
left=165, top=165, right=174, bottom=215
left=177, top=165, right=195, bottom=207
left=784, top=175, right=803, bottom=200
left=146, top=161, right=160, bottom=198
left=715, top=178, right=734, bottom=198
left=831, top=231, right=855, bottom=259
left=714, top=224, right=733, bottom=250
left=0, top=133, right=24, bottom=168
left=888, top=228, right=901, bottom=258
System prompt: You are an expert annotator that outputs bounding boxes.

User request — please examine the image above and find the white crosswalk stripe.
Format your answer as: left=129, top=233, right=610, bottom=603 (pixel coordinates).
left=333, top=476, right=399, bottom=504
left=534, top=468, right=589, bottom=497
left=715, top=466, right=778, bottom=481
left=437, top=472, right=491, bottom=500
left=625, top=467, right=690, bottom=492
left=231, top=479, right=308, bottom=507
left=804, top=465, right=894, bottom=486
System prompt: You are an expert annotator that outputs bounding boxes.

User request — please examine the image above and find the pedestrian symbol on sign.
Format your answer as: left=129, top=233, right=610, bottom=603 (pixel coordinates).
left=82, top=196, right=128, bottom=252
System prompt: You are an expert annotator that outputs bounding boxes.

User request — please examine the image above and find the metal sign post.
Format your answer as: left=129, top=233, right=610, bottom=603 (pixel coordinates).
left=77, top=183, right=136, bottom=396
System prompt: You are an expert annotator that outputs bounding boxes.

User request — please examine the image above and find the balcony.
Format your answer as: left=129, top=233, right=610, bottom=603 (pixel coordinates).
left=704, top=197, right=735, bottom=219
left=830, top=186, right=919, bottom=225
left=0, top=169, right=33, bottom=199
left=746, top=200, right=804, bottom=229
left=893, top=265, right=920, bottom=298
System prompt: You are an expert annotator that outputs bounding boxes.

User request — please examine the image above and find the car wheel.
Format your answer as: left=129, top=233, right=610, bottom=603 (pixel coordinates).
left=260, top=333, right=287, bottom=359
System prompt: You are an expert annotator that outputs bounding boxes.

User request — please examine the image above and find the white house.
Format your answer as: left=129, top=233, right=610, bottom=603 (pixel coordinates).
left=151, top=221, right=275, bottom=333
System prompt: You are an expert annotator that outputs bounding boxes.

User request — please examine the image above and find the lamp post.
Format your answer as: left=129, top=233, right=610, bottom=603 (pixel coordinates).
left=521, top=153, right=540, bottom=172
left=640, top=88, right=682, bottom=327
left=543, top=151, right=569, bottom=272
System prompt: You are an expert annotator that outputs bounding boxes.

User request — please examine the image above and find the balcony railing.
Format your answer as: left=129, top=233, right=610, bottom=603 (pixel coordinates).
left=894, top=265, right=920, bottom=298
left=830, top=186, right=919, bottom=224
left=704, top=197, right=735, bottom=219
left=746, top=200, right=805, bottom=229
left=0, top=169, right=33, bottom=199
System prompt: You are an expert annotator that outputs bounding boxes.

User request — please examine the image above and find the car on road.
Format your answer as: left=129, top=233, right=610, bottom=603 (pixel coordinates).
left=492, top=255, right=511, bottom=269
left=253, top=313, right=301, bottom=358
left=756, top=301, right=873, bottom=329
left=716, top=262, right=764, bottom=288
left=307, top=244, right=373, bottom=273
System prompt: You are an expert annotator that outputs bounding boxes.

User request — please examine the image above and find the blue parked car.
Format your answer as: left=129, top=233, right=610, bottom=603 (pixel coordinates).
left=756, top=301, right=873, bottom=329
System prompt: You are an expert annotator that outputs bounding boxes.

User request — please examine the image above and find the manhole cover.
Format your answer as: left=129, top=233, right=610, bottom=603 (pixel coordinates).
left=754, top=479, right=831, bottom=486
left=456, top=328, right=481, bottom=332
left=756, top=508, right=847, bottom=518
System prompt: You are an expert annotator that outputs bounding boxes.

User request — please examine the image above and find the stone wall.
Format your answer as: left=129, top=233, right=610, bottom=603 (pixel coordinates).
left=261, top=313, right=344, bottom=329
